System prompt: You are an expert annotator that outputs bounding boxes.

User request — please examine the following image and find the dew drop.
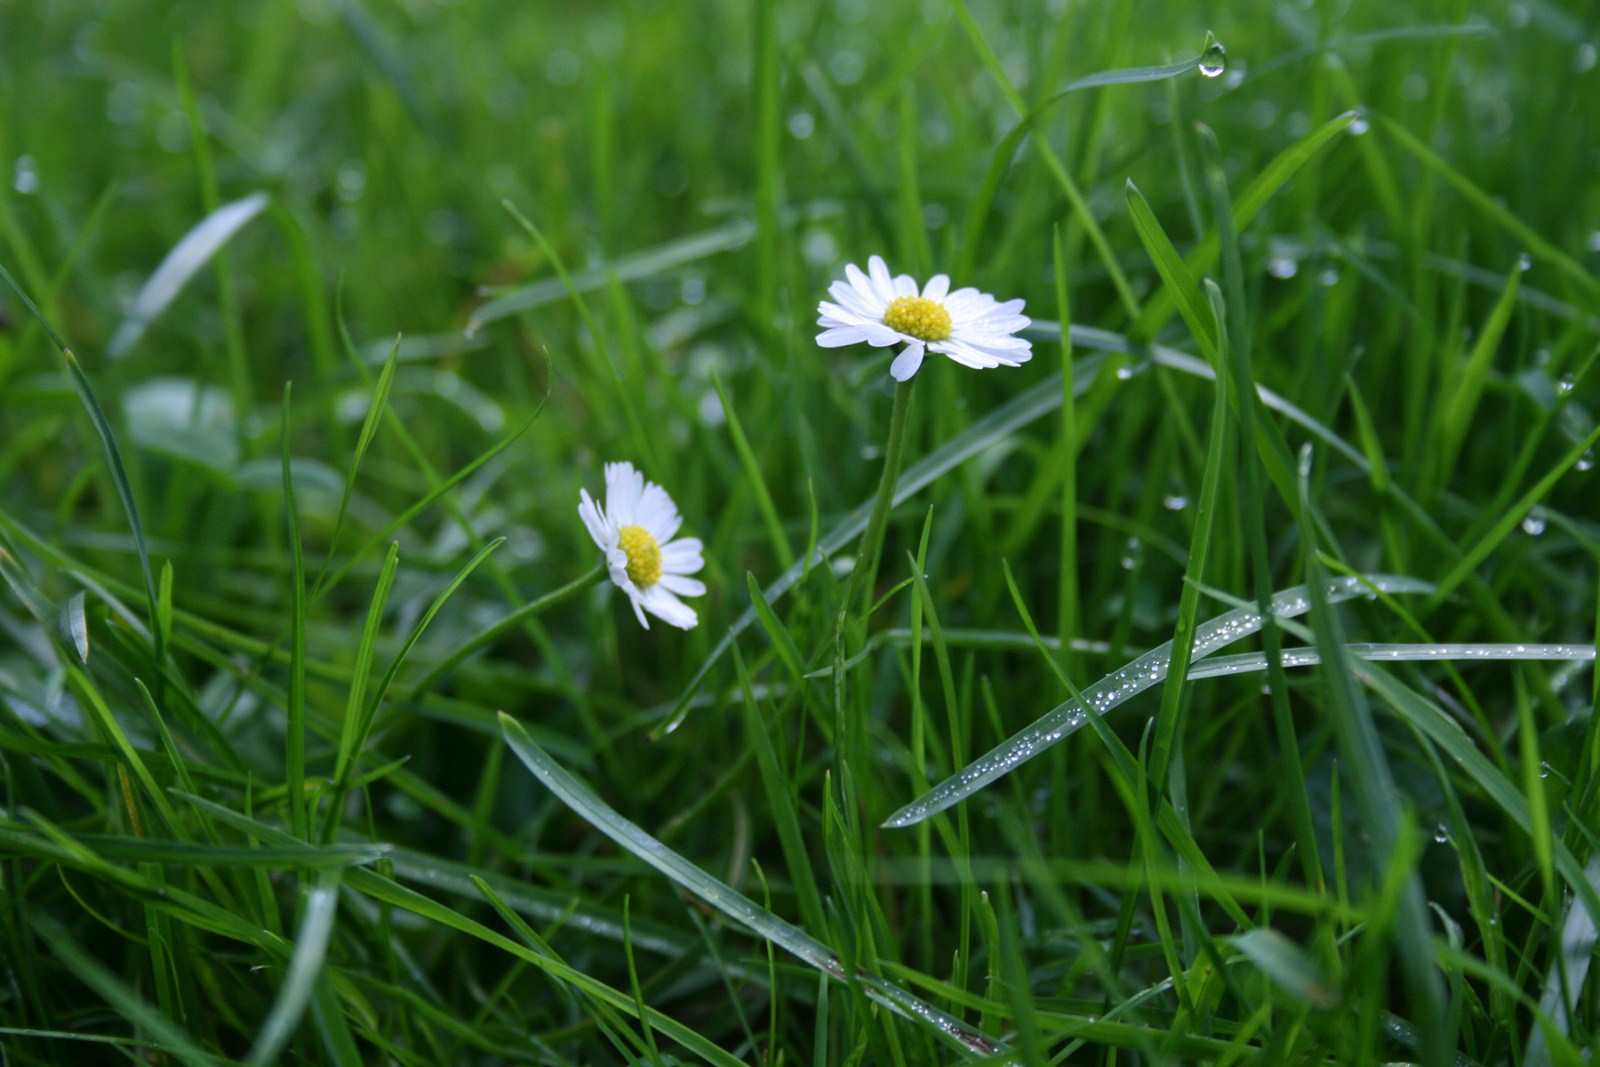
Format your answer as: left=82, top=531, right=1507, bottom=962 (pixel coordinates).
left=1516, top=251, right=1533, bottom=271
left=1317, top=267, right=1340, bottom=286
left=1120, top=537, right=1142, bottom=570
left=1539, top=761, right=1552, bottom=779
left=1576, top=450, right=1595, bottom=472
left=1115, top=364, right=1134, bottom=380
left=1163, top=493, right=1188, bottom=511
left=1433, top=824, right=1449, bottom=844
left=1348, top=114, right=1371, bottom=136
left=1521, top=508, right=1547, bottom=536
left=10, top=157, right=42, bottom=201
left=1199, top=31, right=1227, bottom=78
left=1576, top=43, right=1598, bottom=73
left=1587, top=231, right=1600, bottom=253
left=1557, top=374, right=1576, bottom=396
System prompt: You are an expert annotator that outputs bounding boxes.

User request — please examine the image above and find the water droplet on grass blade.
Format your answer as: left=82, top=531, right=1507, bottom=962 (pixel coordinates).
left=1557, top=374, right=1576, bottom=396
left=1348, top=113, right=1371, bottom=135
left=1199, top=31, right=1227, bottom=77
left=1516, top=252, right=1533, bottom=271
left=1576, top=450, right=1595, bottom=472
left=1521, top=509, right=1547, bottom=536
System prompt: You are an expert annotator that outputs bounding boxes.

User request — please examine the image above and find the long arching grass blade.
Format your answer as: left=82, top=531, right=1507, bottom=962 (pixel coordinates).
left=882, top=574, right=1432, bottom=828
left=499, top=713, right=1007, bottom=1057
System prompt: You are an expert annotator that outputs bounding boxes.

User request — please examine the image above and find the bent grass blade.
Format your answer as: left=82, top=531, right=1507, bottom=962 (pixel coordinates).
left=499, top=713, right=1007, bottom=1057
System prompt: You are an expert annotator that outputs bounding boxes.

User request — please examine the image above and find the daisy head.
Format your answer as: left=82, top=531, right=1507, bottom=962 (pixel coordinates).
left=816, top=255, right=1032, bottom=382
left=578, top=462, right=705, bottom=630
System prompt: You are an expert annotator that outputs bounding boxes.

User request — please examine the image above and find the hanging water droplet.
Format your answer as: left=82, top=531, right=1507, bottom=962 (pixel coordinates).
left=1198, top=31, right=1227, bottom=78
left=1115, top=364, right=1134, bottom=380
left=12, top=155, right=38, bottom=195
left=1348, top=113, right=1371, bottom=136
left=1433, top=824, right=1449, bottom=844
left=1120, top=537, right=1142, bottom=570
left=1557, top=374, right=1576, bottom=396
left=1163, top=493, right=1188, bottom=511
left=1521, top=508, right=1547, bottom=536
left=1516, top=251, right=1533, bottom=271
left=1538, top=761, right=1553, bottom=780
left=1576, top=450, right=1595, bottom=472
left=1318, top=267, right=1340, bottom=286
left=1268, top=257, right=1299, bottom=279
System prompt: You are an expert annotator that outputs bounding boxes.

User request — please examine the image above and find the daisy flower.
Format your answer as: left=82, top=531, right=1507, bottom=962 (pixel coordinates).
left=815, top=255, right=1033, bottom=382
left=578, top=462, right=705, bottom=630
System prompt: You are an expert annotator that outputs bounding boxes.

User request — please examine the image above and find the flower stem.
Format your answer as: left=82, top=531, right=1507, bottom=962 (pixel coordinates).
left=408, top=563, right=607, bottom=699
left=843, top=377, right=917, bottom=621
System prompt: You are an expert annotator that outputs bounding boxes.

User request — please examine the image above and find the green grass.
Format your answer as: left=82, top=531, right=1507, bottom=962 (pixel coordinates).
left=2, top=1, right=1599, bottom=1063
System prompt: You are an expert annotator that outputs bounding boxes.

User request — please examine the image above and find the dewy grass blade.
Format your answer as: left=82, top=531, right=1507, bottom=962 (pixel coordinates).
left=106, top=192, right=270, bottom=360
left=498, top=713, right=1007, bottom=1057
left=882, top=574, right=1433, bottom=828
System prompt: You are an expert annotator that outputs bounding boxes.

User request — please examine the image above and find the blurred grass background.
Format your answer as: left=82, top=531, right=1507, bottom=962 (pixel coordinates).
left=2, top=0, right=1599, bottom=1063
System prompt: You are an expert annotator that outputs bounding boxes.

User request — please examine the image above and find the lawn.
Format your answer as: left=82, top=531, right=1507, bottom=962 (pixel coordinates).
left=1, top=1, right=1598, bottom=1063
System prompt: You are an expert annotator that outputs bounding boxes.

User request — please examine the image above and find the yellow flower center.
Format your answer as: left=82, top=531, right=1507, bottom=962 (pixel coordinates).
left=617, top=524, right=663, bottom=587
left=882, top=295, right=953, bottom=342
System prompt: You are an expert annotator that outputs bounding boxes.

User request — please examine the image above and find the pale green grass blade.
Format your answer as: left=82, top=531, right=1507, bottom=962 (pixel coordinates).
left=246, top=869, right=343, bottom=1066
left=499, top=712, right=1006, bottom=1057
left=106, top=191, right=269, bottom=360
left=311, top=333, right=401, bottom=600
left=1132, top=110, right=1360, bottom=339
left=716, top=369, right=794, bottom=569
left=883, top=574, right=1431, bottom=828
left=330, top=542, right=399, bottom=789
left=745, top=571, right=806, bottom=684
left=1148, top=281, right=1231, bottom=787
left=1125, top=179, right=1218, bottom=359
left=1432, top=258, right=1522, bottom=489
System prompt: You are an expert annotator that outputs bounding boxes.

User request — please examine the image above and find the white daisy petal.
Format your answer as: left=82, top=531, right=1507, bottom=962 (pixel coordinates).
left=857, top=322, right=903, bottom=347
left=890, top=342, right=926, bottom=382
left=659, top=573, right=706, bottom=597
left=867, top=255, right=896, bottom=303
left=817, top=326, right=867, bottom=347
left=892, top=273, right=918, bottom=297
left=922, top=274, right=950, bottom=301
left=661, top=538, right=704, bottom=573
left=577, top=489, right=609, bottom=549
left=580, top=464, right=705, bottom=631
left=628, top=593, right=651, bottom=629
left=844, top=262, right=874, bottom=298
left=641, top=585, right=697, bottom=629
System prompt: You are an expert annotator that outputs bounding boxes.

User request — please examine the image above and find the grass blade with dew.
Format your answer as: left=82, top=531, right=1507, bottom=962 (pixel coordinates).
left=882, top=574, right=1432, bottom=828
left=105, top=192, right=269, bottom=360
left=498, top=712, right=1007, bottom=1057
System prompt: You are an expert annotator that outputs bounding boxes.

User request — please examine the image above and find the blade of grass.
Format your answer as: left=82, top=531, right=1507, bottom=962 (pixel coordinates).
left=882, top=574, right=1432, bottom=828
left=498, top=712, right=1006, bottom=1056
